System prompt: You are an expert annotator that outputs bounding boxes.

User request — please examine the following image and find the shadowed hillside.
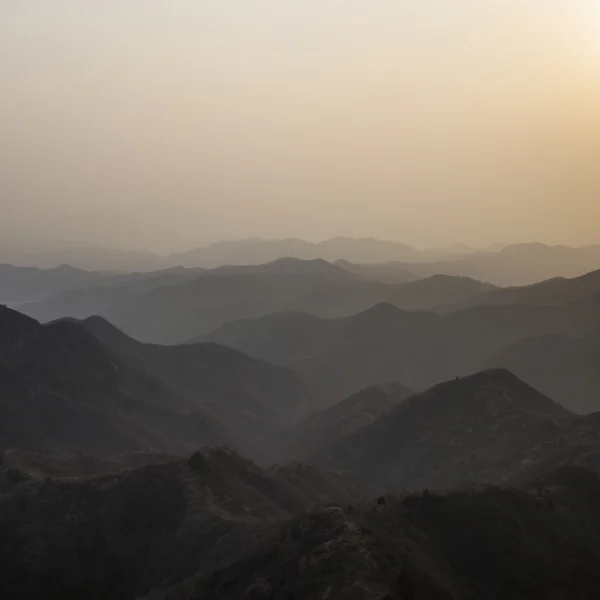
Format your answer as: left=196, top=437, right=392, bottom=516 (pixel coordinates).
left=0, top=306, right=252, bottom=457
left=154, top=467, right=600, bottom=600
left=310, top=370, right=600, bottom=491
left=79, top=315, right=312, bottom=450
left=278, top=382, right=414, bottom=460
left=0, top=447, right=369, bottom=600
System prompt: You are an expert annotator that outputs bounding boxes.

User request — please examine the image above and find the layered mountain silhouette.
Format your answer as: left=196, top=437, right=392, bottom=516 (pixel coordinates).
left=204, top=297, right=597, bottom=408
left=0, top=305, right=242, bottom=456
left=5, top=239, right=600, bottom=286
left=399, top=243, right=600, bottom=286
left=310, top=370, right=600, bottom=491
left=451, top=268, right=600, bottom=311
left=79, top=315, right=311, bottom=450
left=0, top=306, right=309, bottom=460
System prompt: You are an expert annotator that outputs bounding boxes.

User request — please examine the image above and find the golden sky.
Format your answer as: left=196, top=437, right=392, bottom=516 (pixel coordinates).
left=1, top=1, right=599, bottom=251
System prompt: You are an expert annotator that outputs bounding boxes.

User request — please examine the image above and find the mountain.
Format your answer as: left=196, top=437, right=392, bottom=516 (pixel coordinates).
left=0, top=263, right=108, bottom=304
left=0, top=241, right=164, bottom=272
left=173, top=467, right=600, bottom=600
left=97, top=269, right=492, bottom=344
left=404, top=243, right=600, bottom=286
left=0, top=447, right=369, bottom=600
left=0, top=305, right=255, bottom=457
left=483, top=328, right=600, bottom=414
left=452, top=268, right=600, bottom=311
left=278, top=382, right=414, bottom=460
left=16, top=266, right=207, bottom=323
left=204, top=299, right=595, bottom=407
left=310, top=370, right=600, bottom=491
left=169, top=237, right=423, bottom=267
left=79, top=315, right=311, bottom=453
left=204, top=304, right=434, bottom=404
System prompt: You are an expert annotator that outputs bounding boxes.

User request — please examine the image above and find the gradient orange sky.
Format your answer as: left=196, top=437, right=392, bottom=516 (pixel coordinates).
left=1, top=1, right=599, bottom=251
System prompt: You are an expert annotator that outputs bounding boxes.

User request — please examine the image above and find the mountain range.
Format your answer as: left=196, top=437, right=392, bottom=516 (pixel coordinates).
left=4, top=239, right=600, bottom=285
left=2, top=248, right=600, bottom=598
left=0, top=306, right=310, bottom=461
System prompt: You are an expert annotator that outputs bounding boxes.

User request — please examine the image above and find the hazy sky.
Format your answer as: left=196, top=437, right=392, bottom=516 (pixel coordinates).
left=1, top=1, right=600, bottom=252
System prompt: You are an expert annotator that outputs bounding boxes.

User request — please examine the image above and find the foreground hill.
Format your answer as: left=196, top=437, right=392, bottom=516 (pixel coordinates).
left=79, top=316, right=311, bottom=449
left=278, top=383, right=414, bottom=460
left=0, top=448, right=368, bottom=600
left=151, top=466, right=600, bottom=600
left=204, top=300, right=595, bottom=408
left=0, top=306, right=252, bottom=457
left=310, top=370, right=600, bottom=491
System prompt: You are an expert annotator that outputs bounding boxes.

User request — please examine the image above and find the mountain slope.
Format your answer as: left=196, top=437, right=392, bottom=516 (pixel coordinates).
left=79, top=316, right=311, bottom=451
left=278, top=382, right=414, bottom=460
left=0, top=447, right=368, bottom=600
left=157, top=467, right=600, bottom=600
left=310, top=370, right=600, bottom=491
left=0, top=306, right=240, bottom=456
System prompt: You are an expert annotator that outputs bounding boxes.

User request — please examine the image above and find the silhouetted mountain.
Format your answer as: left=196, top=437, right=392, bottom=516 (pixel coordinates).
left=0, top=263, right=107, bottom=304
left=204, top=300, right=594, bottom=406
left=484, top=328, right=600, bottom=414
left=310, top=370, right=600, bottom=491
left=405, top=243, right=600, bottom=286
left=169, top=237, right=424, bottom=267
left=17, top=266, right=207, bottom=323
left=278, top=383, right=414, bottom=460
left=79, top=315, right=311, bottom=453
left=156, top=467, right=600, bottom=600
left=0, top=241, right=164, bottom=272
left=204, top=304, right=434, bottom=403
left=0, top=306, right=246, bottom=456
left=94, top=270, right=490, bottom=344
left=453, top=268, right=600, bottom=311
left=0, top=447, right=369, bottom=600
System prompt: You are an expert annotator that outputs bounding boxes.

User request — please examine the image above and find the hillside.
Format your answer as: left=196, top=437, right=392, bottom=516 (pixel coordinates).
left=79, top=315, right=312, bottom=450
left=155, top=467, right=600, bottom=600
left=310, top=370, right=600, bottom=491
left=0, top=447, right=368, bottom=600
left=0, top=306, right=244, bottom=457
left=278, top=383, right=414, bottom=460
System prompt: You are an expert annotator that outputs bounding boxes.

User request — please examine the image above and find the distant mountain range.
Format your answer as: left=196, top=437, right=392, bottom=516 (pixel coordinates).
left=3, top=238, right=600, bottom=286
left=15, top=261, right=496, bottom=343
left=204, top=272, right=600, bottom=409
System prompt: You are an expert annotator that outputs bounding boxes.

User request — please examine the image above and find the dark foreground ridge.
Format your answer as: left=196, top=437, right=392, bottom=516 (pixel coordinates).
left=3, top=447, right=598, bottom=599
